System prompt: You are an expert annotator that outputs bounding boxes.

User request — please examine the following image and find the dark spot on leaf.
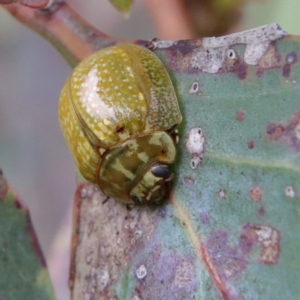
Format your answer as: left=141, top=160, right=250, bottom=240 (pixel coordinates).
left=14, top=198, right=22, bottom=209
left=267, top=111, right=300, bottom=151
left=282, top=52, right=297, bottom=78
left=237, top=63, right=247, bottom=80
left=158, top=206, right=167, bottom=218
left=286, top=51, right=297, bottom=64
left=266, top=123, right=285, bottom=140
left=134, top=246, right=197, bottom=298
left=200, top=211, right=210, bottom=224
left=236, top=110, right=245, bottom=122
left=204, top=231, right=247, bottom=280
left=183, top=177, right=194, bottom=186
left=247, top=140, right=255, bottom=149
left=282, top=64, right=291, bottom=78
left=257, top=206, right=266, bottom=217
left=250, top=186, right=262, bottom=201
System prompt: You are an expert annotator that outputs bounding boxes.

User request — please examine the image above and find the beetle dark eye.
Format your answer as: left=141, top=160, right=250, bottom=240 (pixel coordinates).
left=151, top=165, right=172, bottom=179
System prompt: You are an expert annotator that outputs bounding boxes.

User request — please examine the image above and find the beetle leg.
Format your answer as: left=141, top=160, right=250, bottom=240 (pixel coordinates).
left=126, top=204, right=134, bottom=210
left=167, top=124, right=178, bottom=134
left=130, top=194, right=141, bottom=205
left=102, top=196, right=110, bottom=204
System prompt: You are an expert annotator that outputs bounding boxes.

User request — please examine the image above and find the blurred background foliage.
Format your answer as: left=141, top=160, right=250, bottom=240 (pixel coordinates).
left=0, top=0, right=300, bottom=298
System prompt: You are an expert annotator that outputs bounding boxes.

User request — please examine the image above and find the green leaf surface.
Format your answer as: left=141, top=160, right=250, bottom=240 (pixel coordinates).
left=70, top=24, right=300, bottom=299
left=0, top=170, right=55, bottom=300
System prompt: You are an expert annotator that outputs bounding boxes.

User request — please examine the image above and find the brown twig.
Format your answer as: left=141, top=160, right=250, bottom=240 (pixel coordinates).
left=0, top=1, right=121, bottom=67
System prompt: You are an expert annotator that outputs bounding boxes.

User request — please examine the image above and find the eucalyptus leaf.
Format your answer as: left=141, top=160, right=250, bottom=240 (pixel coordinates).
left=0, top=169, right=55, bottom=300
left=70, top=24, right=300, bottom=299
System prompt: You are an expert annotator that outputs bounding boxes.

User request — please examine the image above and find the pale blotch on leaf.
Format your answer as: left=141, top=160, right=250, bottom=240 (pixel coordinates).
left=285, top=186, right=296, bottom=198
left=136, top=264, right=147, bottom=280
left=189, top=81, right=200, bottom=94
left=227, top=49, right=236, bottom=60
left=254, top=225, right=280, bottom=264
left=185, top=127, right=205, bottom=169
left=218, top=189, right=227, bottom=200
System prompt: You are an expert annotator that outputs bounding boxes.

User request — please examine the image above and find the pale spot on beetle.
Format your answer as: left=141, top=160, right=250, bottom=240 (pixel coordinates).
left=189, top=81, right=199, bottom=94
left=112, top=158, right=135, bottom=180
left=185, top=127, right=205, bottom=169
left=138, top=92, right=144, bottom=100
left=250, top=186, right=262, bottom=201
left=285, top=186, right=296, bottom=198
left=218, top=189, right=227, bottom=200
left=136, top=264, right=147, bottom=279
left=137, top=152, right=149, bottom=163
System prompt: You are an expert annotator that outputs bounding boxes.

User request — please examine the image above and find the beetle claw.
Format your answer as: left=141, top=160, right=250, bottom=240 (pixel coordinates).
left=130, top=194, right=141, bottom=205
left=102, top=196, right=110, bottom=204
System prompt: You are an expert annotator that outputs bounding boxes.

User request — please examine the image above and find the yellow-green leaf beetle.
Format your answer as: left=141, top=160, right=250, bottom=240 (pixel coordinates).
left=58, top=44, right=182, bottom=205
